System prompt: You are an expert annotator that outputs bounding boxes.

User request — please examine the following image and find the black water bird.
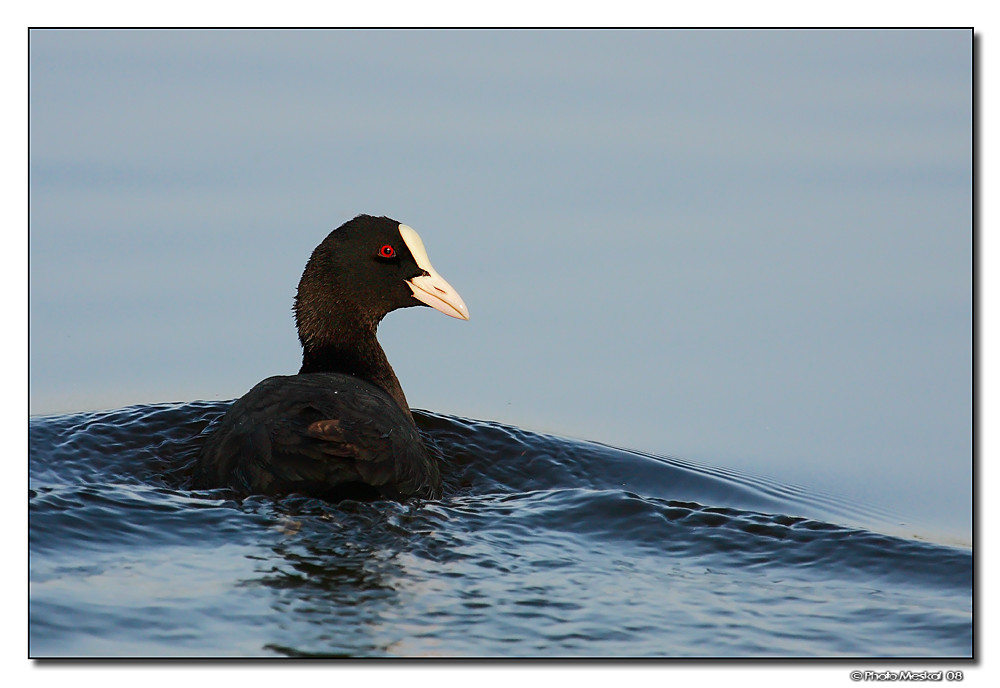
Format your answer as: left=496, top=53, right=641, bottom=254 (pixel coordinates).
left=193, top=214, right=469, bottom=501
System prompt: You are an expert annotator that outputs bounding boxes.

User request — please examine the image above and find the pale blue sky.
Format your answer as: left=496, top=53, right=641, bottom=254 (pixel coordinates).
left=29, top=29, right=972, bottom=540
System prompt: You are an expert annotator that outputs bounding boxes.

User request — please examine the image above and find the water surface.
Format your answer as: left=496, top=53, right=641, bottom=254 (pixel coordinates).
left=28, top=401, right=972, bottom=657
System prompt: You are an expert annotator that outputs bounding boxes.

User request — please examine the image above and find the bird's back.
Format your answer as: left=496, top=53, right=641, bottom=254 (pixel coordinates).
left=193, top=372, right=441, bottom=501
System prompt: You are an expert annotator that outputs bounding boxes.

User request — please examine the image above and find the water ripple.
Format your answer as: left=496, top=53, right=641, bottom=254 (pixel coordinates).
left=28, top=401, right=971, bottom=657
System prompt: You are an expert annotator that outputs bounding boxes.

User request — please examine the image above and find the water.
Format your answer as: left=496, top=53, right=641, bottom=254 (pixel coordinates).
left=28, top=401, right=972, bottom=657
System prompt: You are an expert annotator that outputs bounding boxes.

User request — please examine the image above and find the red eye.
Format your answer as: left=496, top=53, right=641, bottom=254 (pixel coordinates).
left=379, top=244, right=395, bottom=258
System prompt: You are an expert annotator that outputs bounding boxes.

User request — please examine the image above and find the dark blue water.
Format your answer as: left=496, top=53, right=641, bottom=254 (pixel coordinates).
left=29, top=401, right=972, bottom=657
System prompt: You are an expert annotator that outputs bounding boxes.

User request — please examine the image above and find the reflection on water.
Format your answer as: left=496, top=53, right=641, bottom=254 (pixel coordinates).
left=29, top=401, right=972, bottom=657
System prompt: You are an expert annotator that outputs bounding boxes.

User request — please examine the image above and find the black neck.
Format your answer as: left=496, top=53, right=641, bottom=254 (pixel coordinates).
left=298, top=324, right=411, bottom=416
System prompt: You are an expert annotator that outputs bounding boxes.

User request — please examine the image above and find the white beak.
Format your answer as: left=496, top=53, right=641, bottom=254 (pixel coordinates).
left=399, top=224, right=470, bottom=321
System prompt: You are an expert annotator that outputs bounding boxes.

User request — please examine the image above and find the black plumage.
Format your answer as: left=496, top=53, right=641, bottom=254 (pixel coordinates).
left=192, top=214, right=468, bottom=501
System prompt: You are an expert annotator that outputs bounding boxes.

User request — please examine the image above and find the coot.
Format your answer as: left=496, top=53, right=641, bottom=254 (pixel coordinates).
left=192, top=214, right=469, bottom=501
